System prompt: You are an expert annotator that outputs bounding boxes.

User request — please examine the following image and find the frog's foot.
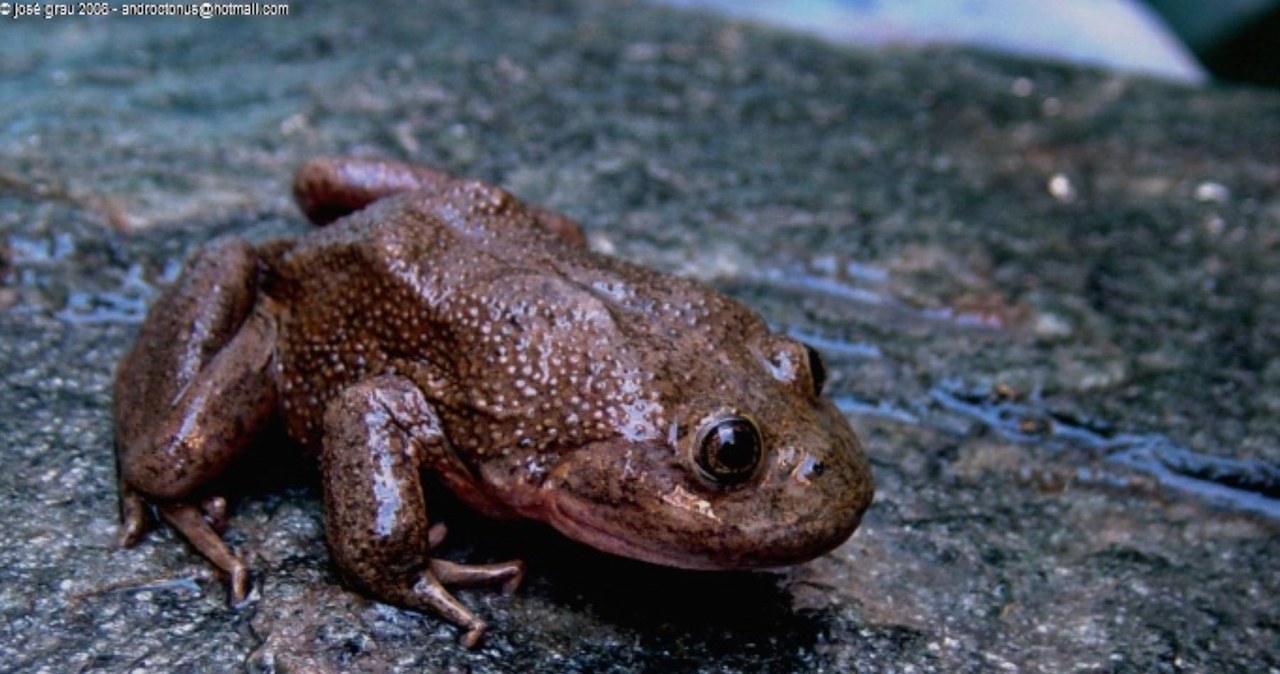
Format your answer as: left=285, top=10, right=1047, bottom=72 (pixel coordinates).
left=160, top=502, right=251, bottom=603
left=118, top=487, right=248, bottom=601
left=423, top=523, right=524, bottom=594
left=385, top=557, right=525, bottom=648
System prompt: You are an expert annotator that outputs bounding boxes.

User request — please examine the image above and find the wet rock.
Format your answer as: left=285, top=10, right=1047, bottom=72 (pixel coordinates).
left=1, top=1, right=1277, bottom=672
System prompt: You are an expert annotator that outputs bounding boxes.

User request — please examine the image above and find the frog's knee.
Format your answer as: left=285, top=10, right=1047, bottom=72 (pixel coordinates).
left=118, top=432, right=218, bottom=501
left=119, top=449, right=197, bottom=501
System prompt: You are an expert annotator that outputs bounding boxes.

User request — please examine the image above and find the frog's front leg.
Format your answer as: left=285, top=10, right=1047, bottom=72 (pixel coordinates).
left=114, top=238, right=278, bottom=601
left=322, top=375, right=524, bottom=648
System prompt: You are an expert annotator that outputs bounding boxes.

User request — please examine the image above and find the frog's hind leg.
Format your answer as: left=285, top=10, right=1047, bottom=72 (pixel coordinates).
left=293, top=157, right=458, bottom=226
left=114, top=238, right=277, bottom=601
left=320, top=375, right=524, bottom=648
left=293, top=156, right=587, bottom=246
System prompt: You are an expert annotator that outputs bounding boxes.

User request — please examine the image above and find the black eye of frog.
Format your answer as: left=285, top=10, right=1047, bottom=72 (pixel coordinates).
left=694, top=416, right=763, bottom=487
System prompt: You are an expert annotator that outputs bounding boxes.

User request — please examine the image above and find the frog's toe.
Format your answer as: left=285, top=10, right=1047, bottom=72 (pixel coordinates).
left=460, top=622, right=487, bottom=649
left=117, top=483, right=151, bottom=548
left=427, top=522, right=448, bottom=549
left=502, top=566, right=524, bottom=596
left=429, top=558, right=525, bottom=595
left=230, top=558, right=251, bottom=604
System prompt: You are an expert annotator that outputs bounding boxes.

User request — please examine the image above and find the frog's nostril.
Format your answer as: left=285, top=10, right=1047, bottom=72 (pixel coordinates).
left=796, top=454, right=826, bottom=481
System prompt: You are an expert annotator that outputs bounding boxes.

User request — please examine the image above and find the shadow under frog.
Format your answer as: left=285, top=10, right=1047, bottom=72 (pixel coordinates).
left=481, top=509, right=842, bottom=668
left=113, top=157, right=874, bottom=647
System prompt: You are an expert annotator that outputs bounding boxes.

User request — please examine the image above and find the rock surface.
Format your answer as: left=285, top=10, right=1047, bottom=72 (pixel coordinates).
left=1, top=1, right=1277, bottom=672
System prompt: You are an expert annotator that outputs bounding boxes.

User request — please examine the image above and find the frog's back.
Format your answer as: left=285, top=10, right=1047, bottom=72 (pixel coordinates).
left=261, top=190, right=597, bottom=448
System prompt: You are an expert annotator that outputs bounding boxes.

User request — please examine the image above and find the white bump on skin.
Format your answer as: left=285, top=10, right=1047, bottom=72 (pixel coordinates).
left=661, top=485, right=720, bottom=521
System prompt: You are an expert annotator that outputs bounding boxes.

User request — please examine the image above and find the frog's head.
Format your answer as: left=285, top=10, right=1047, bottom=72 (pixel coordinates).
left=539, top=330, right=874, bottom=570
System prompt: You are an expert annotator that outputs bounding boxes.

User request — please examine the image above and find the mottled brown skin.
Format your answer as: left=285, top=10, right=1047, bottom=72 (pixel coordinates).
left=114, top=157, right=875, bottom=648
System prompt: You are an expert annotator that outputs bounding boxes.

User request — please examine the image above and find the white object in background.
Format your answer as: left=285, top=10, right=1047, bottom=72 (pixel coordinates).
left=655, top=0, right=1206, bottom=83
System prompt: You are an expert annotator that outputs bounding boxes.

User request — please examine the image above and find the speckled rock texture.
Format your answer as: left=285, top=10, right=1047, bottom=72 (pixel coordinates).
left=1, top=1, right=1278, bottom=672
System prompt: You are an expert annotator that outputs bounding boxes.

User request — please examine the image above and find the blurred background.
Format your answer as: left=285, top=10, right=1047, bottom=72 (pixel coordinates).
left=655, top=0, right=1280, bottom=88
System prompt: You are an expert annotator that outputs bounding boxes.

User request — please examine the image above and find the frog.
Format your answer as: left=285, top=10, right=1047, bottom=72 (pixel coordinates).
left=113, top=156, right=874, bottom=647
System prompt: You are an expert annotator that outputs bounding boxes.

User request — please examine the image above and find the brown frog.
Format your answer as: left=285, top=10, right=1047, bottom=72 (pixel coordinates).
left=114, top=157, right=874, bottom=647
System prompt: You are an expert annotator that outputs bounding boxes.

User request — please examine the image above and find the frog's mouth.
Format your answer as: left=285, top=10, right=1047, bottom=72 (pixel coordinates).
left=541, top=489, right=731, bottom=570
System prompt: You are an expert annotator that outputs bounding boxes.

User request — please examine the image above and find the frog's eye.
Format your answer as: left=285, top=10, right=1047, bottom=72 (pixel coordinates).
left=694, top=416, right=763, bottom=487
left=804, top=344, right=827, bottom=395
